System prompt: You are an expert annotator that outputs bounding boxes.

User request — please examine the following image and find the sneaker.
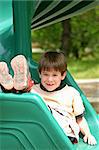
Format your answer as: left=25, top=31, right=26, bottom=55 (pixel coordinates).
left=0, top=62, right=13, bottom=90
left=11, top=55, right=29, bottom=90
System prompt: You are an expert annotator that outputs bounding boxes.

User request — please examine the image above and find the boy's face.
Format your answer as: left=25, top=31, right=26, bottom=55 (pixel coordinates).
left=40, top=69, right=66, bottom=91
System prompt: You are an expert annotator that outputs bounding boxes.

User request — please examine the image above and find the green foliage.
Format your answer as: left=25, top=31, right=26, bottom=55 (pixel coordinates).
left=31, top=7, right=99, bottom=57
left=31, top=23, right=62, bottom=50
left=70, top=7, right=99, bottom=57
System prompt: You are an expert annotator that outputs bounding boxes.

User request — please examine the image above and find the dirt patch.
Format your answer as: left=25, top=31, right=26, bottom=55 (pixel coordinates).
left=77, top=79, right=99, bottom=113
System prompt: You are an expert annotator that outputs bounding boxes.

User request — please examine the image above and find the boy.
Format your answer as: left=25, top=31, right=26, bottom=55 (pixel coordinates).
left=30, top=51, right=97, bottom=145
left=0, top=52, right=97, bottom=145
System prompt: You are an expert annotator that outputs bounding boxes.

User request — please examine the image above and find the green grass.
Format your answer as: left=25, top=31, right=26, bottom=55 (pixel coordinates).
left=67, top=58, right=99, bottom=79
left=32, top=52, right=99, bottom=79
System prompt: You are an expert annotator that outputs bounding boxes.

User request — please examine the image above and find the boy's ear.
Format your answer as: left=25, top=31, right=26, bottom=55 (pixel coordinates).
left=62, top=71, right=66, bottom=80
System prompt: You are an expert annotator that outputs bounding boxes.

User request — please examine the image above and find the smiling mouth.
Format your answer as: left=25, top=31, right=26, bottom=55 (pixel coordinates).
left=46, top=83, right=54, bottom=86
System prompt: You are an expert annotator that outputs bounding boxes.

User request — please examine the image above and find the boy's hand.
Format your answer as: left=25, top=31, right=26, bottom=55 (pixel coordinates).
left=83, top=134, right=97, bottom=145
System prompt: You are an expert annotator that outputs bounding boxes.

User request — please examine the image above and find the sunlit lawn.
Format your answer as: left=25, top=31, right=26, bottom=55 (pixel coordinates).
left=32, top=52, right=99, bottom=79
left=67, top=58, right=99, bottom=79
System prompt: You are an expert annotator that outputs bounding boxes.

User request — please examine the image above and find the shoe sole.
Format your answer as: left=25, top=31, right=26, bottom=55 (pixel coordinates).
left=11, top=55, right=29, bottom=90
left=0, top=62, right=13, bottom=90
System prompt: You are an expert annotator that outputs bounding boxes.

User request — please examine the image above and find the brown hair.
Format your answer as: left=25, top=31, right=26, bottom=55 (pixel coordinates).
left=38, top=51, right=67, bottom=75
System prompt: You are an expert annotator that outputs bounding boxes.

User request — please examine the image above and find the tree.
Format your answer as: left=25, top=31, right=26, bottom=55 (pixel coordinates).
left=60, top=19, right=71, bottom=57
left=31, top=7, right=99, bottom=59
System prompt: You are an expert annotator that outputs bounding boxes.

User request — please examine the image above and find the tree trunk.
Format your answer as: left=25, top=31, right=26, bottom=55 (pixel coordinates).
left=60, top=19, right=71, bottom=58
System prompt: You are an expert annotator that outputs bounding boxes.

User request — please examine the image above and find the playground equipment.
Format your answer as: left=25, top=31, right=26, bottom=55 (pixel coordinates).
left=0, top=1, right=99, bottom=150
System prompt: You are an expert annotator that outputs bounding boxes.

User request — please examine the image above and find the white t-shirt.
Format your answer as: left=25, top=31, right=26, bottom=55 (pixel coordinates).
left=31, top=84, right=85, bottom=141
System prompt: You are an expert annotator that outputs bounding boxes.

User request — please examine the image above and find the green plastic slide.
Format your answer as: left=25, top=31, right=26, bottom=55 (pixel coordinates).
left=0, top=1, right=99, bottom=150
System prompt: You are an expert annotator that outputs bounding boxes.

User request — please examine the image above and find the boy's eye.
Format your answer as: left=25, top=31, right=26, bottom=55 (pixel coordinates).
left=53, top=74, right=58, bottom=76
left=43, top=73, right=48, bottom=76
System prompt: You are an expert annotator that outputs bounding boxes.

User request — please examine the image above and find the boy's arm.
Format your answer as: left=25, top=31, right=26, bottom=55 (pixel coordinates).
left=77, top=117, right=97, bottom=145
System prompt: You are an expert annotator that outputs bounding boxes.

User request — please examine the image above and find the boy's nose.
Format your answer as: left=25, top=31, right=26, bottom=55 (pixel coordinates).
left=48, top=76, right=53, bottom=81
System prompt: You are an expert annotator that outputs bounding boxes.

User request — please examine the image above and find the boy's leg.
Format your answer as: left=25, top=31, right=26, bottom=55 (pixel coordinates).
left=11, top=55, right=30, bottom=90
left=23, top=74, right=34, bottom=92
left=0, top=62, right=13, bottom=90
